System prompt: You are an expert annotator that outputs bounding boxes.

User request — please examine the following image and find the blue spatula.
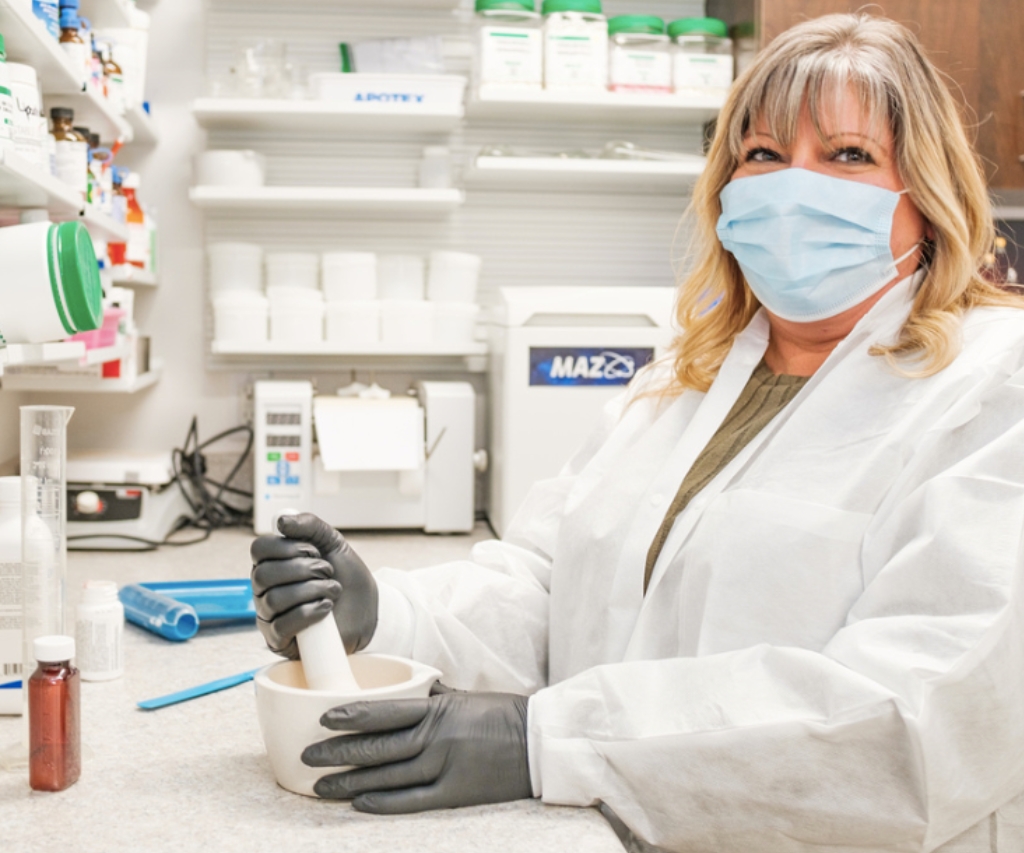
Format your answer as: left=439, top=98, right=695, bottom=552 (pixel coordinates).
left=137, top=668, right=262, bottom=710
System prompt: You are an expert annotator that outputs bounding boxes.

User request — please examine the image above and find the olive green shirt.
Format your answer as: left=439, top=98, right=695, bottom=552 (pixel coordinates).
left=643, top=360, right=809, bottom=593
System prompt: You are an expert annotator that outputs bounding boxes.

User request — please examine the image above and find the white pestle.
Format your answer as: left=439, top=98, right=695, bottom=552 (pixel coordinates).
left=275, top=511, right=362, bottom=693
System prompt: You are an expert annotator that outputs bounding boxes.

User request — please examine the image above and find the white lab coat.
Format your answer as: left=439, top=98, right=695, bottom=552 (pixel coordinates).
left=363, top=275, right=1024, bottom=852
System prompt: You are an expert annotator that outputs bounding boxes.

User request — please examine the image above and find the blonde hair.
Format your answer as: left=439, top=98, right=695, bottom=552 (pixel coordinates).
left=665, top=13, right=1020, bottom=395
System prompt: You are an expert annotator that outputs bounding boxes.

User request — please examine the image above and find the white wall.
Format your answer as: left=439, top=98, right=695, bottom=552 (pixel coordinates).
left=23, top=0, right=705, bottom=475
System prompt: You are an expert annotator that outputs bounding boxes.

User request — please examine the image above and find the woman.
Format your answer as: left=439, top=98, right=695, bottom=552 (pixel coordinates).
left=251, top=14, right=1024, bottom=852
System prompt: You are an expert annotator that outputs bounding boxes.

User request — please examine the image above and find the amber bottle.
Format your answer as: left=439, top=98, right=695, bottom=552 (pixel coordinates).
left=28, top=635, right=81, bottom=792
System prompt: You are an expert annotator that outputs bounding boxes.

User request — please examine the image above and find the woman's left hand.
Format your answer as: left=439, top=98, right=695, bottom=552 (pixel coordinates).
left=303, top=682, right=532, bottom=812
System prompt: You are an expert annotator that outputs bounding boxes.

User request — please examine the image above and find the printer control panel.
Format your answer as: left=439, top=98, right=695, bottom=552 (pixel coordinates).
left=253, top=382, right=313, bottom=534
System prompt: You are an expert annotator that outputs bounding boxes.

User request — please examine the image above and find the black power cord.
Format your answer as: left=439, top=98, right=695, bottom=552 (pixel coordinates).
left=67, top=417, right=254, bottom=551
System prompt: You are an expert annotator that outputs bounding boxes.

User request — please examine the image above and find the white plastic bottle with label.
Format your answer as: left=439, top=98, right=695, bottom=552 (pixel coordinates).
left=50, top=107, right=88, bottom=197
left=542, top=0, right=607, bottom=90
left=74, top=580, right=124, bottom=681
left=0, top=34, right=17, bottom=154
left=670, top=17, right=733, bottom=97
left=0, top=477, right=24, bottom=715
left=474, top=0, right=543, bottom=89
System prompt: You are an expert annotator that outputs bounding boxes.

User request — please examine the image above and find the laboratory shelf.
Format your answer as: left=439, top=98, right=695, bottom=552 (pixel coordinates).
left=108, top=264, right=157, bottom=286
left=0, top=148, right=83, bottom=214
left=467, top=86, right=725, bottom=126
left=994, top=206, right=1024, bottom=221
left=80, top=341, right=130, bottom=365
left=82, top=204, right=129, bottom=242
left=60, top=86, right=134, bottom=145
left=211, top=341, right=487, bottom=357
left=125, top=103, right=159, bottom=145
left=192, top=98, right=464, bottom=135
left=0, top=341, right=85, bottom=376
left=83, top=0, right=136, bottom=29
left=0, top=359, right=163, bottom=392
left=466, top=155, right=706, bottom=193
left=0, top=0, right=85, bottom=95
left=189, top=186, right=465, bottom=218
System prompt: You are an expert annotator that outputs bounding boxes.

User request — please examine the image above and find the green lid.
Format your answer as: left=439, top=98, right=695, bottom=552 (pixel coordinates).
left=0, top=33, right=6, bottom=62
left=608, top=15, right=665, bottom=36
left=47, top=222, right=102, bottom=334
left=668, top=17, right=728, bottom=39
left=476, top=0, right=536, bottom=12
left=542, top=0, right=602, bottom=15
left=730, top=21, right=756, bottom=39
left=339, top=43, right=353, bottom=73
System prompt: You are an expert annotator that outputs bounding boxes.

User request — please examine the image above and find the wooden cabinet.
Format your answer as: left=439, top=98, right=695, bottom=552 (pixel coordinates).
left=709, top=0, right=1024, bottom=191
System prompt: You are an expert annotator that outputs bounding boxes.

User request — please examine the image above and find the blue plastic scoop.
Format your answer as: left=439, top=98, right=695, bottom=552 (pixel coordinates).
left=137, top=668, right=261, bottom=710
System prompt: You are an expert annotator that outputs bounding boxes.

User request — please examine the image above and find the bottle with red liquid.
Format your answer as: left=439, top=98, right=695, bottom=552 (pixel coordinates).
left=28, top=635, right=81, bottom=792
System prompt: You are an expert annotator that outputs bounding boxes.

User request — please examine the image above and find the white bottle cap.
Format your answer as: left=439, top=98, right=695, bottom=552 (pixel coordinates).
left=81, top=579, right=119, bottom=605
left=0, top=476, right=20, bottom=506
left=34, top=635, right=75, bottom=663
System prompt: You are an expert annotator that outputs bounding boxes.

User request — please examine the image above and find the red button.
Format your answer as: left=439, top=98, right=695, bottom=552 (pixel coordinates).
left=285, top=452, right=300, bottom=462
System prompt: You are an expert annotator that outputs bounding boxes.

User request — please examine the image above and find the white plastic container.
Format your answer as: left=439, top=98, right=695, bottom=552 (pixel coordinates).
left=0, top=35, right=15, bottom=153
left=608, top=16, right=672, bottom=94
left=321, top=252, right=377, bottom=301
left=326, top=300, right=381, bottom=345
left=0, top=221, right=102, bottom=344
left=0, top=476, right=23, bottom=715
left=194, top=150, right=266, bottom=188
left=434, top=303, right=480, bottom=344
left=427, top=250, right=482, bottom=303
left=267, top=286, right=324, bottom=306
left=378, top=255, right=426, bottom=301
left=212, top=291, right=268, bottom=344
left=208, top=242, right=263, bottom=293
left=271, top=301, right=324, bottom=343
left=670, top=17, right=733, bottom=96
left=474, top=0, right=543, bottom=88
left=308, top=73, right=467, bottom=110
left=380, top=300, right=433, bottom=344
left=266, top=252, right=320, bottom=290
left=7, top=63, right=45, bottom=170
left=542, top=0, right=608, bottom=90
left=74, top=580, right=124, bottom=682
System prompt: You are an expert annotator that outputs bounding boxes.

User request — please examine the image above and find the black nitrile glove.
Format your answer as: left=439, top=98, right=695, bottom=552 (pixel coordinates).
left=303, top=682, right=532, bottom=813
left=250, top=513, right=378, bottom=659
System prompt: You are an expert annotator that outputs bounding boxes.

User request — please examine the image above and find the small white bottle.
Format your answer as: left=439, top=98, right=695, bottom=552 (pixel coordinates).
left=74, top=580, right=124, bottom=681
left=0, top=477, right=24, bottom=715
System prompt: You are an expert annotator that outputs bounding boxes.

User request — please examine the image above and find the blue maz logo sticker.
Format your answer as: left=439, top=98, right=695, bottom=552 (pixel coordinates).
left=529, top=347, right=654, bottom=387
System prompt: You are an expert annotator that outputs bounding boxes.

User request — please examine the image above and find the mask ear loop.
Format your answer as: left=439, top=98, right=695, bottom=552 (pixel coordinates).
left=893, top=188, right=925, bottom=269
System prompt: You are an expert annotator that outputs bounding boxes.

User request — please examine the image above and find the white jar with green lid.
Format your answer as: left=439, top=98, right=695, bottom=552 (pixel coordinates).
left=0, top=33, right=16, bottom=153
left=669, top=17, right=733, bottom=96
left=542, top=0, right=607, bottom=90
left=608, top=15, right=671, bottom=94
left=0, top=220, right=103, bottom=344
left=475, top=0, right=543, bottom=89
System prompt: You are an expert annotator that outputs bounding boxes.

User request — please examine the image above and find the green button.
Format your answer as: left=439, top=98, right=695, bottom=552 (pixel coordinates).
left=267, top=452, right=281, bottom=461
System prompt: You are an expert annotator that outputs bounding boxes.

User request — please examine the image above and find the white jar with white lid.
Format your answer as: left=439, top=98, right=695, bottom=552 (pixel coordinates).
left=322, top=252, right=377, bottom=301
left=542, top=0, right=607, bottom=90
left=212, top=290, right=268, bottom=344
left=607, top=16, right=672, bottom=94
left=7, top=63, right=45, bottom=170
left=74, top=580, right=124, bottom=682
left=474, top=0, right=543, bottom=89
left=669, top=17, right=733, bottom=97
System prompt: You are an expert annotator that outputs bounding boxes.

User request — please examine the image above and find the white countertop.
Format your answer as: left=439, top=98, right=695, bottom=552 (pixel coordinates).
left=0, top=526, right=624, bottom=853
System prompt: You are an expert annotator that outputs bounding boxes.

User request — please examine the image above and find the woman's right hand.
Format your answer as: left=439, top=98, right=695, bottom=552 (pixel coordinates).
left=250, top=513, right=379, bottom=659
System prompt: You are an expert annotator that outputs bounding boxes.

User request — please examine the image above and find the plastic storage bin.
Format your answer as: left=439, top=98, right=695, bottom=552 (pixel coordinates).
left=266, top=253, right=320, bottom=290
left=208, top=242, right=263, bottom=293
left=213, top=291, right=268, bottom=344
left=474, top=0, right=543, bottom=88
left=326, top=300, right=381, bottom=345
left=381, top=300, right=433, bottom=344
left=427, top=251, right=482, bottom=303
left=670, top=17, right=733, bottom=96
left=434, top=303, right=479, bottom=344
left=307, top=73, right=468, bottom=109
left=270, top=301, right=324, bottom=343
left=322, top=252, right=377, bottom=301
left=378, top=255, right=426, bottom=300
left=608, top=16, right=672, bottom=94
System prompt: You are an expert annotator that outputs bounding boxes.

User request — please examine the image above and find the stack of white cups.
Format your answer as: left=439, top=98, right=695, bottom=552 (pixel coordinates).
left=209, top=242, right=268, bottom=344
left=323, top=253, right=380, bottom=344
left=266, top=253, right=323, bottom=343
left=427, top=251, right=482, bottom=343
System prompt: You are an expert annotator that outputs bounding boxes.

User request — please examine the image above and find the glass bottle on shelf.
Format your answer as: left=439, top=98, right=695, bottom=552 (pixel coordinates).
left=100, top=42, right=126, bottom=115
left=49, top=107, right=88, bottom=197
left=57, top=6, right=89, bottom=82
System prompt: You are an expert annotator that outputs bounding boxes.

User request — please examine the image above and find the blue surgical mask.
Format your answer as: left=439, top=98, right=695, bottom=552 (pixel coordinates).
left=716, top=168, right=919, bottom=322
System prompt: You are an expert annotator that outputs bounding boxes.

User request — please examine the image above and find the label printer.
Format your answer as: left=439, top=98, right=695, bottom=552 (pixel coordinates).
left=253, top=380, right=476, bottom=535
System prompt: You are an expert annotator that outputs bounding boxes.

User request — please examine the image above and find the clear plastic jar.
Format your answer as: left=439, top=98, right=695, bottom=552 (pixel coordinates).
left=607, top=16, right=671, bottom=94
left=731, top=21, right=758, bottom=79
left=669, top=17, right=733, bottom=97
left=542, top=0, right=607, bottom=90
left=474, top=0, right=543, bottom=88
